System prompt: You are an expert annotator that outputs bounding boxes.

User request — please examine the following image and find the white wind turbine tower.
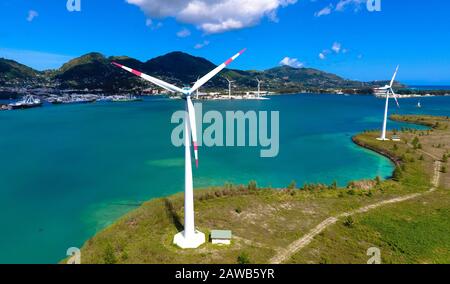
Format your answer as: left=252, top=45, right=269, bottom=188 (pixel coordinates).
left=112, top=48, right=246, bottom=249
left=256, top=78, right=263, bottom=98
left=226, top=78, right=234, bottom=99
left=375, top=65, right=400, bottom=141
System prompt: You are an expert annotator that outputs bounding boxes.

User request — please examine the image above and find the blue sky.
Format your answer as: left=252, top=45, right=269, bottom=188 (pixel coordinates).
left=0, top=0, right=449, bottom=84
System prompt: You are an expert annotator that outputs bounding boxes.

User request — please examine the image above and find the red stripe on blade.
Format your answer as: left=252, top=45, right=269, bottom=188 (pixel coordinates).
left=224, top=58, right=233, bottom=66
left=132, top=69, right=142, bottom=76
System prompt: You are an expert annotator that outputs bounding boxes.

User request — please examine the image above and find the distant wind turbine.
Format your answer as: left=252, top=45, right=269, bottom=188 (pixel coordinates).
left=226, top=78, right=234, bottom=99
left=375, top=65, right=400, bottom=141
left=256, top=78, right=263, bottom=98
left=112, top=48, right=246, bottom=248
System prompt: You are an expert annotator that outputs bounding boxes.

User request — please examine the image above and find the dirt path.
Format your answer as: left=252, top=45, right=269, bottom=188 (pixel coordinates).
left=269, top=159, right=442, bottom=264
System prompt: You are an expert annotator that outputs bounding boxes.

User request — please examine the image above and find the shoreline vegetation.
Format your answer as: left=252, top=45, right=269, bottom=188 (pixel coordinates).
left=73, top=115, right=450, bottom=264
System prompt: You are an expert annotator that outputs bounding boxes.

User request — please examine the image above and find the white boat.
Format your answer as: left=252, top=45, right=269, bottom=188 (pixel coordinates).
left=111, top=94, right=142, bottom=102
left=8, top=95, right=42, bottom=110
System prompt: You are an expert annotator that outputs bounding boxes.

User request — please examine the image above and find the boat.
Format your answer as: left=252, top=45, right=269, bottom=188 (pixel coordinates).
left=8, top=95, right=43, bottom=110
left=417, top=101, right=422, bottom=108
left=48, top=94, right=97, bottom=105
left=111, top=94, right=143, bottom=102
left=0, top=104, right=12, bottom=111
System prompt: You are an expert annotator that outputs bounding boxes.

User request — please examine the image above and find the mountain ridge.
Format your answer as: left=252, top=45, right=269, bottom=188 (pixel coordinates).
left=0, top=52, right=403, bottom=92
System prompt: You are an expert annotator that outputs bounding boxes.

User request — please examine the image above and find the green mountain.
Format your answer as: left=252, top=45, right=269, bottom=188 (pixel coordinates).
left=0, top=52, right=403, bottom=92
left=0, top=58, right=38, bottom=82
left=53, top=53, right=147, bottom=90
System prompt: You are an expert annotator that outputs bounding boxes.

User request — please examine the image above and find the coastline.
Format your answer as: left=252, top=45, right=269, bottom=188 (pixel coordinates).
left=351, top=136, right=401, bottom=167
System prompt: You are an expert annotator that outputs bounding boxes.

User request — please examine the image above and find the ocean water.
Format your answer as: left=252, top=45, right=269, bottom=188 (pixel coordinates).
left=0, top=94, right=449, bottom=263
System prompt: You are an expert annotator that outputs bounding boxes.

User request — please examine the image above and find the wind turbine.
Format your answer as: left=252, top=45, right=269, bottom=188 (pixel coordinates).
left=225, top=78, right=234, bottom=99
left=375, top=65, right=400, bottom=141
left=112, top=48, right=246, bottom=248
left=256, top=78, right=263, bottom=98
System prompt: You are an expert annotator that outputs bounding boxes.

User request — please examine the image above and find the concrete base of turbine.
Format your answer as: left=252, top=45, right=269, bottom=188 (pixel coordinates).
left=376, top=138, right=390, bottom=141
left=173, top=230, right=206, bottom=249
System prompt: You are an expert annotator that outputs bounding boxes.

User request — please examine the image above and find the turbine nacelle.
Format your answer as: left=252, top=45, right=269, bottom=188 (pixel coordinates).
left=112, top=48, right=247, bottom=168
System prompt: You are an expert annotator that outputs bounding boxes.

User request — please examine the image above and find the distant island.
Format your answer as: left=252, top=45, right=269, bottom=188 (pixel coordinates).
left=2, top=51, right=447, bottom=99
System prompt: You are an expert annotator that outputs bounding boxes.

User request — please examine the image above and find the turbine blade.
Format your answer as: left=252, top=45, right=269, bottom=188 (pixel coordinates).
left=390, top=88, right=400, bottom=108
left=390, top=65, right=399, bottom=88
left=189, top=48, right=246, bottom=94
left=112, top=62, right=185, bottom=94
left=186, top=97, right=199, bottom=168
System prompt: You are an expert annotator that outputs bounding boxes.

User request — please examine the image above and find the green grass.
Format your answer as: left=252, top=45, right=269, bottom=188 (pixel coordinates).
left=288, top=189, right=450, bottom=264
left=76, top=183, right=420, bottom=264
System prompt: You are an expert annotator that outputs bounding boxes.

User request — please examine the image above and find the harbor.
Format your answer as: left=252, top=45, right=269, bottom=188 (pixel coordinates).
left=0, top=93, right=149, bottom=111
left=0, top=90, right=275, bottom=111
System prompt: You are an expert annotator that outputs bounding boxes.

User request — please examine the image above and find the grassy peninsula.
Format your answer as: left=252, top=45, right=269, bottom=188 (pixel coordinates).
left=76, top=115, right=450, bottom=264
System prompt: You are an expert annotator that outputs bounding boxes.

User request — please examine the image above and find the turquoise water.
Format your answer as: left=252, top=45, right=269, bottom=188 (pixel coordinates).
left=0, top=94, right=449, bottom=263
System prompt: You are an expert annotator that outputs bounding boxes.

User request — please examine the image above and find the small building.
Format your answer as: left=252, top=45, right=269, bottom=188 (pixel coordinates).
left=210, top=230, right=232, bottom=245
left=392, top=135, right=401, bottom=142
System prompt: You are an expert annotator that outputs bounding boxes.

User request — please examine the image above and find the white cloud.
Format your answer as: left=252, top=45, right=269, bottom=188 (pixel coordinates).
left=336, top=0, right=365, bottom=12
left=319, top=42, right=345, bottom=60
left=279, top=57, right=304, bottom=68
left=315, top=0, right=366, bottom=17
left=146, top=18, right=163, bottom=29
left=27, top=10, right=38, bottom=22
left=194, top=40, right=210, bottom=49
left=126, top=0, right=297, bottom=34
left=176, top=28, right=191, bottom=38
left=332, top=42, right=341, bottom=53
left=315, top=5, right=332, bottom=17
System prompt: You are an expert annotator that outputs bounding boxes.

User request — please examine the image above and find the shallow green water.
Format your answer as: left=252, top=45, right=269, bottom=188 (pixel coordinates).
left=0, top=94, right=448, bottom=263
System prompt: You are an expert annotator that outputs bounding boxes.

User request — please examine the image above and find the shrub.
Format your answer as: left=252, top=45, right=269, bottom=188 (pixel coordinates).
left=248, top=180, right=257, bottom=191
left=393, top=166, right=403, bottom=181
left=412, top=137, right=419, bottom=147
left=103, top=243, right=117, bottom=264
left=375, top=176, right=381, bottom=186
left=330, top=180, right=338, bottom=190
left=443, top=154, right=448, bottom=163
left=237, top=252, right=251, bottom=264
left=442, top=166, right=447, bottom=173
left=287, top=180, right=297, bottom=190
left=235, top=207, right=242, bottom=214
left=343, top=216, right=354, bottom=228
